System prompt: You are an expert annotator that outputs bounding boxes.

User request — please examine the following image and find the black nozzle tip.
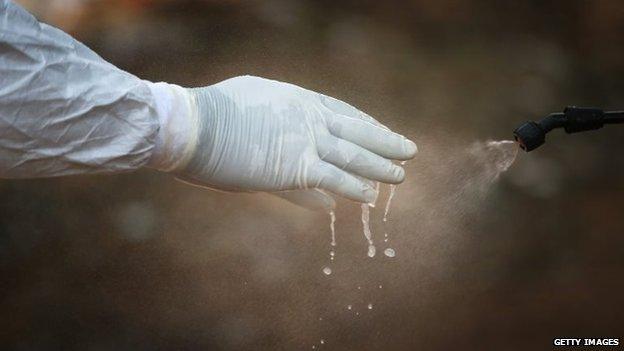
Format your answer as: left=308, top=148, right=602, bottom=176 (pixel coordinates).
left=513, top=121, right=545, bottom=152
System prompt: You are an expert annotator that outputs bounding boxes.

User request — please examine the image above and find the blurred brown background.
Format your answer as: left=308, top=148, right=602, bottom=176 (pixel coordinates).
left=2, top=0, right=624, bottom=350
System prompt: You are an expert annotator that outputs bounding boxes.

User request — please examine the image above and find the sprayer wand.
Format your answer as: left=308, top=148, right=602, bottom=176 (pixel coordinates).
left=513, top=107, right=624, bottom=151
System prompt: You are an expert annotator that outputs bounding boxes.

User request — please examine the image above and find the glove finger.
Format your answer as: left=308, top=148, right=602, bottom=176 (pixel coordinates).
left=327, top=114, right=418, bottom=160
left=318, top=93, right=389, bottom=130
left=318, top=135, right=405, bottom=184
left=309, top=161, right=378, bottom=203
left=273, top=189, right=336, bottom=212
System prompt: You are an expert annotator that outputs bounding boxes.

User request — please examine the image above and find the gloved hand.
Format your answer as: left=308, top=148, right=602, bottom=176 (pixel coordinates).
left=147, top=76, right=417, bottom=210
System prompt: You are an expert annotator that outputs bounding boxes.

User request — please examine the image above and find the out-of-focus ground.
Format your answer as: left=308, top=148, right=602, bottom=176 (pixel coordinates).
left=2, top=0, right=624, bottom=350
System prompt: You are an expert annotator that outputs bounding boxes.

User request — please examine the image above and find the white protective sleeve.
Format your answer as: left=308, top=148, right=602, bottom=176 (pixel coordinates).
left=0, top=0, right=163, bottom=178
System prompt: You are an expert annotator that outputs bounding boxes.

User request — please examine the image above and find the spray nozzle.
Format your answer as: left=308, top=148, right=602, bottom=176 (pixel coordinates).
left=513, top=120, right=548, bottom=151
left=513, top=107, right=624, bottom=152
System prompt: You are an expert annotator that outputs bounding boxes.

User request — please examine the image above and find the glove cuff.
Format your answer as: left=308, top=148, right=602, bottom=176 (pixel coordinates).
left=146, top=82, right=199, bottom=172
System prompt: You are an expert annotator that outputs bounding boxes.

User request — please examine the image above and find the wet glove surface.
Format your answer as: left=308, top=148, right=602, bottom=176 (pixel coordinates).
left=150, top=76, right=417, bottom=207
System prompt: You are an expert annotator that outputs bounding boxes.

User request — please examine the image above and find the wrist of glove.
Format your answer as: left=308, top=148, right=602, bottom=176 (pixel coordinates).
left=147, top=82, right=198, bottom=172
left=147, top=76, right=417, bottom=211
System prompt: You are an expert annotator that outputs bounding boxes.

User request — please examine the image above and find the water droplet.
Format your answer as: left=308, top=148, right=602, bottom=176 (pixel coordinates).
left=328, top=212, right=337, bottom=263
left=379, top=285, right=383, bottom=289
left=383, top=184, right=397, bottom=222
left=367, top=303, right=373, bottom=310
left=361, top=203, right=375, bottom=258
left=322, top=267, right=332, bottom=275
left=320, top=339, right=325, bottom=345
left=329, top=211, right=336, bottom=247
left=367, top=244, right=376, bottom=258
left=381, top=181, right=401, bottom=251
left=347, top=305, right=352, bottom=310
left=384, top=248, right=396, bottom=257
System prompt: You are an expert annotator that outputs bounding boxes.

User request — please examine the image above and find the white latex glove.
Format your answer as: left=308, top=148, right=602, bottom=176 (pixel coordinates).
left=148, top=76, right=417, bottom=210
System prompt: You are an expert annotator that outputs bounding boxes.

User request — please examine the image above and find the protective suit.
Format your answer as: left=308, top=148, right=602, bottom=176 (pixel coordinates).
left=0, top=0, right=417, bottom=210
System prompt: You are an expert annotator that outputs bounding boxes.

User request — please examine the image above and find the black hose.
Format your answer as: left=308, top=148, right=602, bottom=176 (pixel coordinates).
left=603, top=111, right=624, bottom=124
left=539, top=113, right=566, bottom=133
left=513, top=106, right=624, bottom=152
